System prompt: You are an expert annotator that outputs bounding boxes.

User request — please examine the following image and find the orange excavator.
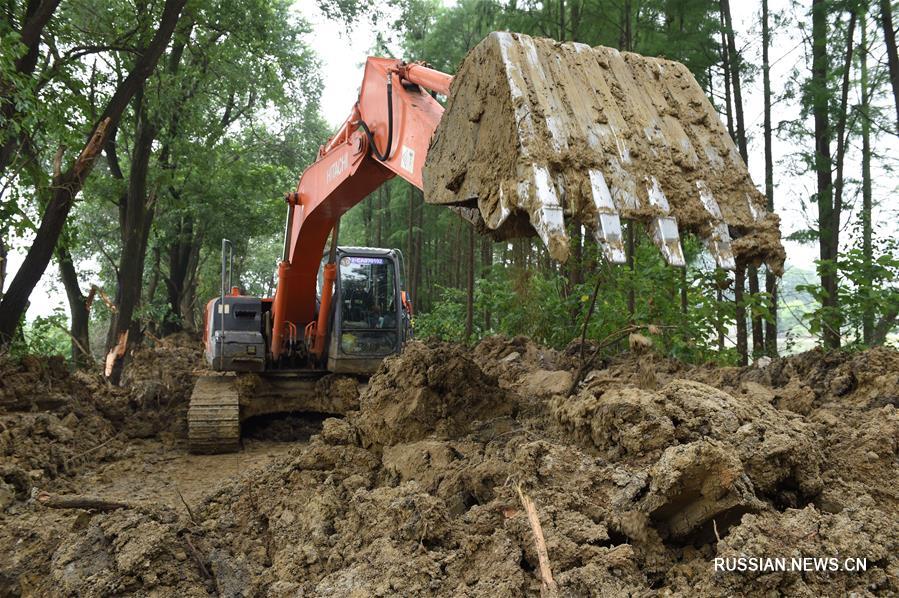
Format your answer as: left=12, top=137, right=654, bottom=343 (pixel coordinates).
left=188, top=32, right=783, bottom=453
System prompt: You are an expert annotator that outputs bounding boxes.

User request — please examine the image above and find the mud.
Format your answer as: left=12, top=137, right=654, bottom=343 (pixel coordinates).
left=354, top=341, right=514, bottom=448
left=1, top=338, right=897, bottom=596
left=424, top=32, right=785, bottom=272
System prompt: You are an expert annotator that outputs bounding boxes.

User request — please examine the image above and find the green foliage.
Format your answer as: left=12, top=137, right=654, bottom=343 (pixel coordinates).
left=413, top=233, right=741, bottom=364
left=797, top=245, right=899, bottom=347
left=4, top=309, right=70, bottom=359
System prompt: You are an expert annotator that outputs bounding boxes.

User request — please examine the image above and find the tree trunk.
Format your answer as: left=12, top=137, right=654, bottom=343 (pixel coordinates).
left=861, top=6, right=875, bottom=344
left=735, top=265, right=748, bottom=365
left=762, top=0, right=778, bottom=356
left=163, top=215, right=195, bottom=334
left=376, top=185, right=384, bottom=247
left=812, top=0, right=840, bottom=349
left=748, top=267, right=763, bottom=356
left=179, top=232, right=203, bottom=332
left=716, top=271, right=726, bottom=351
left=145, top=245, right=160, bottom=305
left=481, top=237, right=492, bottom=331
left=619, top=0, right=632, bottom=51
left=454, top=220, right=462, bottom=288
left=719, top=9, right=735, bottom=139
left=0, top=0, right=187, bottom=347
left=105, top=89, right=158, bottom=384
left=833, top=10, right=857, bottom=251
left=880, top=0, right=899, bottom=133
left=568, top=223, right=582, bottom=288
left=465, top=223, right=474, bottom=341
left=414, top=189, right=423, bottom=309
left=723, top=0, right=763, bottom=354
left=720, top=0, right=748, bottom=161
left=626, top=222, right=635, bottom=318
left=406, top=184, right=416, bottom=302
left=0, top=234, right=7, bottom=300
left=57, top=245, right=91, bottom=366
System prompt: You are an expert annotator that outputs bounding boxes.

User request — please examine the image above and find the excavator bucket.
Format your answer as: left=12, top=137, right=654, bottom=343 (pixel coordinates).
left=423, top=32, right=785, bottom=273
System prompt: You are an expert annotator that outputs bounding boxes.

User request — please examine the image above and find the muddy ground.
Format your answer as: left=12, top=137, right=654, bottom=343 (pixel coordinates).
left=1, top=335, right=896, bottom=596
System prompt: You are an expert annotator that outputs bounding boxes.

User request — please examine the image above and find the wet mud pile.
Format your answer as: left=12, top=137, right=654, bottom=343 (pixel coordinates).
left=0, top=335, right=200, bottom=512
left=424, top=32, right=784, bottom=271
left=3, top=339, right=895, bottom=596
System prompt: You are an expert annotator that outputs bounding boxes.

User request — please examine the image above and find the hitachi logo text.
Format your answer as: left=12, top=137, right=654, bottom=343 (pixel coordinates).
left=326, top=153, right=349, bottom=183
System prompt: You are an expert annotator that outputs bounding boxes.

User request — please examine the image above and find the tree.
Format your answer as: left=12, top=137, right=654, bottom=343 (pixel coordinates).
left=0, top=0, right=188, bottom=347
left=810, top=0, right=841, bottom=349
left=860, top=1, right=875, bottom=343
left=762, top=0, right=778, bottom=356
left=879, top=0, right=899, bottom=133
left=0, top=0, right=62, bottom=178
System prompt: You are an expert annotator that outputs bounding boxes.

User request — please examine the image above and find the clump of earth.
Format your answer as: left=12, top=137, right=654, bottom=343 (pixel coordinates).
left=1, top=338, right=896, bottom=596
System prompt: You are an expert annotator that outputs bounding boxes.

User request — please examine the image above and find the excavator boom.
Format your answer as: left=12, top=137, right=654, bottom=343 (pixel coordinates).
left=271, top=58, right=451, bottom=359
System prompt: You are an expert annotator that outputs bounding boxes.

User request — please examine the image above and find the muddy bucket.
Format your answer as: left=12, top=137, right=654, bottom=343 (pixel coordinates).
left=423, top=32, right=784, bottom=272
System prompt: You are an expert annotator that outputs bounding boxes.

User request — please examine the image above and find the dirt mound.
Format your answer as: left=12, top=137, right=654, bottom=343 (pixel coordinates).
left=2, top=342, right=897, bottom=596
left=0, top=334, right=202, bottom=509
left=353, top=341, right=513, bottom=447
left=554, top=379, right=823, bottom=506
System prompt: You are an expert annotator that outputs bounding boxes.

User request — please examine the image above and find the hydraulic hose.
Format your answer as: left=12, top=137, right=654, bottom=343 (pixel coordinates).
left=358, top=72, right=394, bottom=162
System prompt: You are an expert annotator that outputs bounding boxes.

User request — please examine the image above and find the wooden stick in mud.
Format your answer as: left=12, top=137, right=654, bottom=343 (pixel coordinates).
left=517, top=484, right=559, bottom=596
left=34, top=489, right=131, bottom=512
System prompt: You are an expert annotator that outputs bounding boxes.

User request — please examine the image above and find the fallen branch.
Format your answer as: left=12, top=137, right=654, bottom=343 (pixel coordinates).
left=517, top=484, right=558, bottom=597
left=566, top=324, right=672, bottom=396
left=176, top=486, right=197, bottom=526
left=34, top=488, right=131, bottom=512
left=183, top=534, right=213, bottom=582
left=63, top=432, right=122, bottom=467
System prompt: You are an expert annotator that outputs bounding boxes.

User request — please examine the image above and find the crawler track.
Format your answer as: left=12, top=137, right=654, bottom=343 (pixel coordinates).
left=188, top=376, right=240, bottom=454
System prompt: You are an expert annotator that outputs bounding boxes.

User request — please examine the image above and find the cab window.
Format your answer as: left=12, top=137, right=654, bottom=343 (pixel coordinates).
left=338, top=255, right=398, bottom=354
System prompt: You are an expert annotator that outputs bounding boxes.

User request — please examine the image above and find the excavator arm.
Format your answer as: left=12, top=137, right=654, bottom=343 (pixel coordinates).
left=270, top=32, right=785, bottom=362
left=271, top=58, right=452, bottom=359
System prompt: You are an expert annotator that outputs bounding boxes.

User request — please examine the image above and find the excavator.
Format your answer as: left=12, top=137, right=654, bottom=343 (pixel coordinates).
left=188, top=32, right=784, bottom=453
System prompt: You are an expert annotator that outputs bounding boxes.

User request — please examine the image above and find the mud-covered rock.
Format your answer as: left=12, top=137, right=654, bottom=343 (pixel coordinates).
left=640, top=440, right=764, bottom=541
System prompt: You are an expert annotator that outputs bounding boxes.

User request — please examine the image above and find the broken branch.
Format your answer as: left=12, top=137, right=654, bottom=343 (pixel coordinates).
left=517, top=484, right=558, bottom=596
left=34, top=488, right=131, bottom=512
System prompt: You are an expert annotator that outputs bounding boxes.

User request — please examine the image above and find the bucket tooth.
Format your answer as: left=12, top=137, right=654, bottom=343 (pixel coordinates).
left=646, top=177, right=685, bottom=267
left=651, top=216, right=686, bottom=267
left=526, top=164, right=569, bottom=262
left=696, top=181, right=736, bottom=270
left=588, top=169, right=626, bottom=264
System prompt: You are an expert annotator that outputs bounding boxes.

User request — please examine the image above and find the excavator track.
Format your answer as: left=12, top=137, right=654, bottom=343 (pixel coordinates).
left=188, top=376, right=240, bottom=454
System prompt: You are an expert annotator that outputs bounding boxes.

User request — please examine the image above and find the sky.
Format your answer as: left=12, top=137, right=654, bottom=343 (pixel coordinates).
left=5, top=0, right=893, bottom=320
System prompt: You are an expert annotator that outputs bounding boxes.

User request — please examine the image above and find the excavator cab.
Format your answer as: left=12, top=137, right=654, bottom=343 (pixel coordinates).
left=324, top=247, right=411, bottom=374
